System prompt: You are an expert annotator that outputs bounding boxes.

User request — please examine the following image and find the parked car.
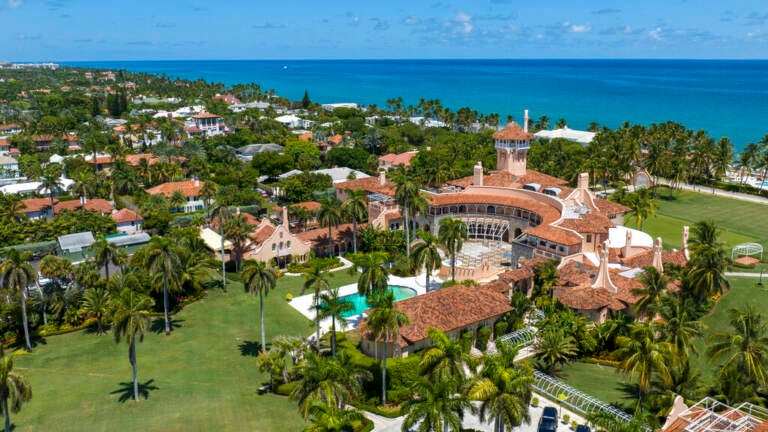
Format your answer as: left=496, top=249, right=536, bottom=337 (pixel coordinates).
left=575, top=426, right=591, bottom=432
left=538, top=406, right=558, bottom=432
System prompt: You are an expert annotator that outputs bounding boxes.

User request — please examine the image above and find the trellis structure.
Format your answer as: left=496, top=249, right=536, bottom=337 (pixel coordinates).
left=674, top=398, right=768, bottom=432
left=731, top=242, right=763, bottom=260
left=497, top=326, right=536, bottom=346
left=532, top=370, right=637, bottom=425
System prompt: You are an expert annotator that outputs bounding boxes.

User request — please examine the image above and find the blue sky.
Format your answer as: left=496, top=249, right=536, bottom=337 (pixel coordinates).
left=3, top=0, right=768, bottom=60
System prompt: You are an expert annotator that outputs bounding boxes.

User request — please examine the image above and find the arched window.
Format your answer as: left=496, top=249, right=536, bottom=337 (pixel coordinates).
left=271, top=243, right=276, bottom=251
left=487, top=206, right=496, bottom=214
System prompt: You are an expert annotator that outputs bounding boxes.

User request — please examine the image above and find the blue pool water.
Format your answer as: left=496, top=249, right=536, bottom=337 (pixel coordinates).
left=337, top=285, right=417, bottom=318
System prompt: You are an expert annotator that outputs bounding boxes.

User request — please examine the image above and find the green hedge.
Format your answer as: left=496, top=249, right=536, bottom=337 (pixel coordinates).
left=37, top=318, right=97, bottom=337
left=475, top=327, right=491, bottom=352
left=286, top=256, right=342, bottom=274
left=351, top=401, right=402, bottom=418
left=460, top=331, right=473, bottom=353
left=7, top=240, right=59, bottom=259
left=275, top=381, right=297, bottom=396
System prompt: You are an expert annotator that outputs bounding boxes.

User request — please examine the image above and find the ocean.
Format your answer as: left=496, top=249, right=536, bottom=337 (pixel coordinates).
left=66, top=59, right=768, bottom=151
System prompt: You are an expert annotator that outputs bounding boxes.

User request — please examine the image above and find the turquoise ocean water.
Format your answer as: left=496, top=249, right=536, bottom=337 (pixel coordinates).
left=67, top=59, right=768, bottom=151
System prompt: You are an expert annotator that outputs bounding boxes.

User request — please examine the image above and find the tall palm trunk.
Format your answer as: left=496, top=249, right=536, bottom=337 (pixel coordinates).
left=163, top=278, right=170, bottom=335
left=130, top=335, right=139, bottom=402
left=328, top=225, right=333, bottom=257
left=104, top=263, right=110, bottom=281
left=404, top=204, right=410, bottom=259
left=331, top=315, right=337, bottom=357
left=20, top=291, right=31, bottom=351
left=3, top=397, right=10, bottom=432
left=314, top=295, right=321, bottom=350
left=259, top=290, right=266, bottom=351
left=352, top=218, right=358, bottom=254
left=37, top=280, right=47, bottom=325
left=382, top=330, right=388, bottom=405
left=451, top=243, right=457, bottom=282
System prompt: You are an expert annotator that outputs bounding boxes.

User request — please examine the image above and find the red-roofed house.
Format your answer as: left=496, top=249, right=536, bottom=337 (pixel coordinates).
left=145, top=179, right=205, bottom=212
left=0, top=124, right=22, bottom=135
left=188, top=113, right=224, bottom=137
left=378, top=151, right=418, bottom=170
left=112, top=208, right=143, bottom=233
left=213, top=94, right=241, bottom=105
left=358, top=285, right=512, bottom=357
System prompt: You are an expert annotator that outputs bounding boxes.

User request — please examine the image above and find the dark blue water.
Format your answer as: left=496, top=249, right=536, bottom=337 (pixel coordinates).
left=66, top=59, right=768, bottom=151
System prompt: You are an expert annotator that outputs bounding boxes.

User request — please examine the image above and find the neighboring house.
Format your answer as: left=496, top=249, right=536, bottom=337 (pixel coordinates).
left=241, top=207, right=311, bottom=266
left=186, top=113, right=225, bottom=137
left=313, top=167, right=370, bottom=184
left=145, top=179, right=205, bottom=212
left=295, top=223, right=361, bottom=257
left=534, top=127, right=596, bottom=146
left=1, top=177, right=74, bottom=196
left=0, top=138, right=9, bottom=153
left=0, top=124, right=22, bottom=135
left=378, top=151, right=418, bottom=170
left=111, top=208, right=143, bottom=233
left=213, top=94, right=242, bottom=105
left=53, top=198, right=115, bottom=215
left=358, top=285, right=512, bottom=358
left=275, top=114, right=313, bottom=129
left=231, top=143, right=284, bottom=162
left=0, top=154, right=22, bottom=184
left=20, top=198, right=56, bottom=220
left=33, top=135, right=54, bottom=151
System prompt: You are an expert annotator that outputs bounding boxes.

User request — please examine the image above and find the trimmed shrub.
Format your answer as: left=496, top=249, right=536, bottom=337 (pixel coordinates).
left=7, top=241, right=59, bottom=259
left=494, top=321, right=508, bottom=339
left=286, top=256, right=342, bottom=273
left=275, top=381, right=297, bottom=396
left=475, top=327, right=491, bottom=351
left=385, top=355, right=420, bottom=404
left=460, top=331, right=473, bottom=353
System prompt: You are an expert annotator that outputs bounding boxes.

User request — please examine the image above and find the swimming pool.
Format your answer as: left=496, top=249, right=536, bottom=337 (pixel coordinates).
left=335, top=285, right=417, bottom=318
left=442, top=258, right=463, bottom=266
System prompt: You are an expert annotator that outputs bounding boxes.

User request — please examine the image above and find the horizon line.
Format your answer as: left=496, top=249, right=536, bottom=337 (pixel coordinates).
left=11, top=57, right=768, bottom=63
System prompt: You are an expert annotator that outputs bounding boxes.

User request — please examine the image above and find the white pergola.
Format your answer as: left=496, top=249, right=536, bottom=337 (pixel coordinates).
left=731, top=242, right=763, bottom=260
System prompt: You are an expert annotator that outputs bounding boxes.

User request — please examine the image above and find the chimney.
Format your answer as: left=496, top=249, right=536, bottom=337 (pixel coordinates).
left=577, top=172, right=589, bottom=190
left=592, top=240, right=618, bottom=293
left=523, top=109, right=529, bottom=133
left=236, top=207, right=240, bottom=216
left=682, top=226, right=690, bottom=261
left=379, top=170, right=386, bottom=186
left=652, top=237, right=664, bottom=274
left=622, top=229, right=632, bottom=258
left=282, top=206, right=289, bottom=227
left=194, top=178, right=200, bottom=187
left=473, top=161, right=483, bottom=186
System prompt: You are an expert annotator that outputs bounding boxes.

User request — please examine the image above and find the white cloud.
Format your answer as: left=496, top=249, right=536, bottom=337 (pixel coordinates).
left=454, top=11, right=473, bottom=34
left=8, top=0, right=22, bottom=8
left=570, top=24, right=591, bottom=33
left=649, top=27, right=663, bottom=40
left=403, top=16, right=420, bottom=25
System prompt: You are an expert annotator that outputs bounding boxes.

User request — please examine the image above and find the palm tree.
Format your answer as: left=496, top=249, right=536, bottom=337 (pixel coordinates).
left=534, top=327, right=578, bottom=373
left=468, top=343, right=535, bottom=432
left=616, top=322, right=672, bottom=401
left=224, top=214, right=254, bottom=273
left=302, top=263, right=332, bottom=350
left=142, top=236, right=182, bottom=335
left=393, top=168, right=427, bottom=260
left=303, top=401, right=366, bottom=432
left=587, top=409, right=657, bottom=432
left=438, top=217, right=467, bottom=282
left=686, top=220, right=730, bottom=301
left=654, top=295, right=702, bottom=365
left=0, top=249, right=36, bottom=351
left=36, top=174, right=63, bottom=219
left=242, top=260, right=278, bottom=351
left=312, top=288, right=352, bottom=357
left=0, top=345, right=32, bottom=432
left=624, top=188, right=658, bottom=230
left=290, top=352, right=371, bottom=418
left=0, top=193, right=25, bottom=222
left=318, top=197, right=343, bottom=257
left=401, top=377, right=470, bottom=432
left=37, top=254, right=72, bottom=325
left=342, top=188, right=368, bottom=254
left=411, top=229, right=443, bottom=291
left=69, top=169, right=96, bottom=206
left=110, top=277, right=153, bottom=403
left=707, top=305, right=768, bottom=389
left=199, top=180, right=218, bottom=217
left=81, top=287, right=111, bottom=335
left=366, top=291, right=409, bottom=405
left=351, top=251, right=390, bottom=296
left=419, top=327, right=472, bottom=384
left=632, top=266, right=668, bottom=319
left=210, top=202, right=230, bottom=288
left=91, top=237, right=127, bottom=281
left=169, top=189, right=187, bottom=212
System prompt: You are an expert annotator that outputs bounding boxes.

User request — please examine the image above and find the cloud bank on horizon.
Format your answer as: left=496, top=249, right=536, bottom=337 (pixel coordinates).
left=2, top=0, right=767, bottom=60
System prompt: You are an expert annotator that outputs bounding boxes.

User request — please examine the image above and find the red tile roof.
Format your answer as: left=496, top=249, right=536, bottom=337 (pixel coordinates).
left=295, top=223, right=361, bottom=247
left=192, top=113, right=221, bottom=119
left=327, top=134, right=343, bottom=145
left=554, top=261, right=642, bottom=311
left=492, top=122, right=532, bottom=140
left=54, top=198, right=115, bottom=214
left=21, top=198, right=56, bottom=213
left=334, top=177, right=396, bottom=196
left=379, top=151, right=417, bottom=167
left=362, top=285, right=512, bottom=348
left=146, top=180, right=204, bottom=198
left=111, top=208, right=142, bottom=223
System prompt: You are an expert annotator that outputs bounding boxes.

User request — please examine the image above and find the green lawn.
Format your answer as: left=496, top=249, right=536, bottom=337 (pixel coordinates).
left=557, top=362, right=635, bottom=409
left=627, top=213, right=758, bottom=251
left=11, top=271, right=360, bottom=432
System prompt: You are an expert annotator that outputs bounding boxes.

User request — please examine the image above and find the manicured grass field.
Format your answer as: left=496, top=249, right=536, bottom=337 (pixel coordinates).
left=557, top=362, right=635, bottom=409
left=11, top=271, right=360, bottom=432
left=627, top=188, right=768, bottom=251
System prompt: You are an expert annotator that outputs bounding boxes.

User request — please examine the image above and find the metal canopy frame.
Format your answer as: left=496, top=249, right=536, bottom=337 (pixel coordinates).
left=731, top=242, right=763, bottom=260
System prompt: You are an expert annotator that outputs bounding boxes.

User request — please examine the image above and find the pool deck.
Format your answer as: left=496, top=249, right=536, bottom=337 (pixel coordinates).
left=288, top=272, right=443, bottom=336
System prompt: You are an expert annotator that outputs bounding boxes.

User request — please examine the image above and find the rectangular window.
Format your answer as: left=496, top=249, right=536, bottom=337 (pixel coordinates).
left=586, top=234, right=592, bottom=242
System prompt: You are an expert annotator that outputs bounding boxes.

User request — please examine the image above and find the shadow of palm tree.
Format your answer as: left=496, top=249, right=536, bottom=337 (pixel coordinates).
left=29, top=332, right=47, bottom=349
left=110, top=379, right=159, bottom=403
left=150, top=318, right=184, bottom=334
left=238, top=340, right=264, bottom=357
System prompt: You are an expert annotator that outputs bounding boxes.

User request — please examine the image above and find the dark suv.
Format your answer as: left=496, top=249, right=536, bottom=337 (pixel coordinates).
left=575, top=426, right=591, bottom=432
left=537, top=407, right=558, bottom=432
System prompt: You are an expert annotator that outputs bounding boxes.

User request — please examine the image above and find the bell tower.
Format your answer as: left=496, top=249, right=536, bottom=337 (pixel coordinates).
left=493, top=110, right=532, bottom=176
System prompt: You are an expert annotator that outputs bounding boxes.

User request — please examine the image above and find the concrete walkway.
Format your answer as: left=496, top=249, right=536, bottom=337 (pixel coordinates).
left=725, top=272, right=765, bottom=278
left=655, top=178, right=768, bottom=205
left=282, top=255, right=355, bottom=277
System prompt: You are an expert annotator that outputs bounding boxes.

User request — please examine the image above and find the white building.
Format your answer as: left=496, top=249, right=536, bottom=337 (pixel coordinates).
left=313, top=167, right=370, bottom=184
left=275, top=115, right=314, bottom=129
left=534, top=127, right=596, bottom=146
left=0, top=177, right=74, bottom=196
left=322, top=103, right=358, bottom=111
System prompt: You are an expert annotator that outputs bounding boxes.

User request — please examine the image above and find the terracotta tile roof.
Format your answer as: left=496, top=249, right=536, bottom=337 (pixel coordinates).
left=492, top=122, right=532, bottom=140
left=448, top=169, right=567, bottom=190
left=621, top=249, right=688, bottom=268
left=0, top=124, right=20, bottom=131
left=662, top=408, right=768, bottom=432
left=557, top=213, right=614, bottom=234
left=327, top=134, right=343, bottom=145
left=481, top=279, right=511, bottom=294
left=364, top=285, right=512, bottom=348
left=146, top=180, right=204, bottom=198
left=251, top=223, right=276, bottom=244
left=334, top=177, right=396, bottom=196
left=595, top=198, right=631, bottom=216
left=192, top=113, right=221, bottom=119
left=54, top=198, right=115, bottom=214
left=111, top=208, right=142, bottom=223
left=554, top=261, right=643, bottom=311
left=123, top=154, right=186, bottom=167
left=298, top=132, right=313, bottom=141
left=21, top=198, right=56, bottom=213
left=426, top=188, right=561, bottom=226
left=87, top=156, right=114, bottom=165
left=524, top=224, right=582, bottom=245
left=0, top=138, right=9, bottom=147
left=213, top=94, right=241, bottom=105
left=378, top=151, right=417, bottom=167
left=295, top=223, right=361, bottom=247
left=294, top=201, right=321, bottom=212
